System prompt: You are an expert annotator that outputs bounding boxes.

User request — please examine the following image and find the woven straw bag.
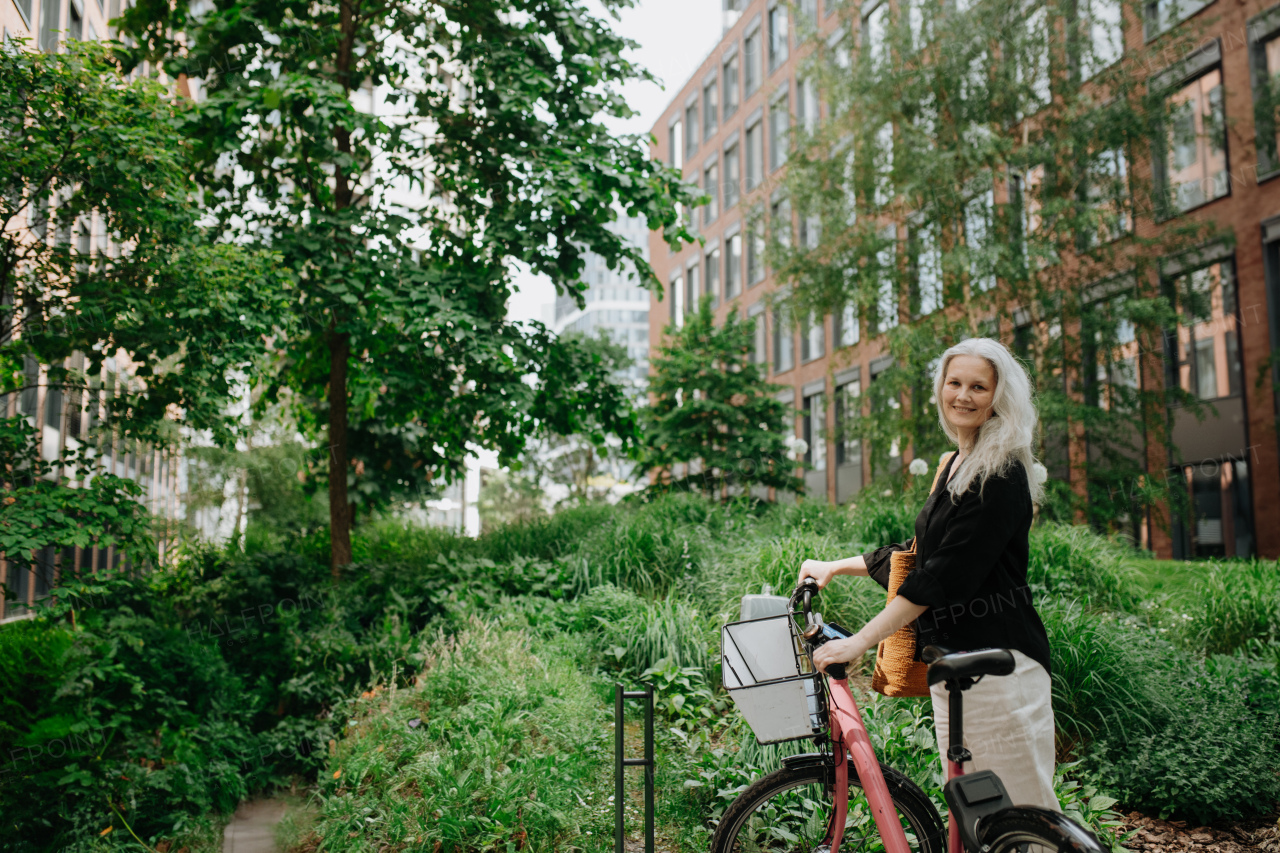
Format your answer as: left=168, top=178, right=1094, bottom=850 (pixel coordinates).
left=871, top=452, right=955, bottom=698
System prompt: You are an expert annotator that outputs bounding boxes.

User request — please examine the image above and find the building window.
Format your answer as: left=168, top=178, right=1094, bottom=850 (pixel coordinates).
left=771, top=196, right=792, bottom=247
left=706, top=246, right=721, bottom=307
left=964, top=187, right=995, bottom=293
left=1250, top=21, right=1280, bottom=178
left=745, top=27, right=763, bottom=95
left=799, top=212, right=821, bottom=249
left=862, top=0, right=889, bottom=68
left=670, top=272, right=684, bottom=327
left=835, top=379, right=861, bottom=465
left=906, top=0, right=932, bottom=49
left=668, top=120, right=683, bottom=168
left=746, top=118, right=764, bottom=190
left=704, top=162, right=719, bottom=226
left=685, top=101, right=700, bottom=162
left=1159, top=68, right=1228, bottom=214
left=1083, top=292, right=1140, bottom=409
left=1166, top=260, right=1241, bottom=401
left=834, top=302, right=860, bottom=347
left=751, top=309, right=767, bottom=363
left=799, top=0, right=818, bottom=26
left=874, top=227, right=898, bottom=333
left=797, top=77, right=819, bottom=133
left=1145, top=0, right=1213, bottom=42
left=804, top=392, right=827, bottom=470
left=748, top=217, right=766, bottom=285
left=703, top=79, right=719, bottom=139
left=724, top=54, right=740, bottom=120
left=1082, top=147, right=1130, bottom=248
left=727, top=232, right=743, bottom=298
left=769, top=90, right=790, bottom=171
left=873, top=122, right=893, bottom=207
left=768, top=4, right=789, bottom=71
left=801, top=311, right=825, bottom=361
left=39, top=0, right=61, bottom=52
left=773, top=306, right=795, bottom=373
left=724, top=142, right=741, bottom=208
left=686, top=263, right=700, bottom=316
left=1078, top=0, right=1123, bottom=80
left=910, top=220, right=943, bottom=315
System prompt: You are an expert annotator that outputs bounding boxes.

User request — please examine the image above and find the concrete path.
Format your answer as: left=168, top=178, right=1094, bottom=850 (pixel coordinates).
left=222, top=799, right=288, bottom=853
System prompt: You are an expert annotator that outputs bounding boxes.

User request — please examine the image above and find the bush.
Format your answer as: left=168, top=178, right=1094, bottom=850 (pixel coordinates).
left=1028, top=523, right=1141, bottom=612
left=286, top=622, right=610, bottom=853
left=556, top=584, right=715, bottom=678
left=1041, top=602, right=1169, bottom=747
left=1083, top=659, right=1280, bottom=824
left=1183, top=559, right=1280, bottom=655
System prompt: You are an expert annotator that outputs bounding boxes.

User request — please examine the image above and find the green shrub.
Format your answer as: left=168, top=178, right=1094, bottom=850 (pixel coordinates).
left=1083, top=659, right=1280, bottom=824
left=1028, top=524, right=1141, bottom=612
left=287, top=622, right=610, bottom=853
left=1042, top=602, right=1168, bottom=746
left=1183, top=559, right=1280, bottom=655
left=557, top=585, right=715, bottom=678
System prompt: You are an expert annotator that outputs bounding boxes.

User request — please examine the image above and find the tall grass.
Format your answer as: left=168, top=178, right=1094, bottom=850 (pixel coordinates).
left=1028, top=523, right=1141, bottom=612
left=1183, top=559, right=1280, bottom=654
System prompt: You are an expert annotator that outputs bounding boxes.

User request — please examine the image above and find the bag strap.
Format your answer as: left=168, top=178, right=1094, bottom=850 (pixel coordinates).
left=930, top=451, right=956, bottom=493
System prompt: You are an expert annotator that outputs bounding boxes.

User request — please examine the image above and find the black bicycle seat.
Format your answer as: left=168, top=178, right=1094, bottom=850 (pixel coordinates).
left=924, top=647, right=1016, bottom=686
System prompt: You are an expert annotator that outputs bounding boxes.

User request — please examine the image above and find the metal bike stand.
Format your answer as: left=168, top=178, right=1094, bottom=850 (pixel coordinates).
left=614, top=682, right=654, bottom=853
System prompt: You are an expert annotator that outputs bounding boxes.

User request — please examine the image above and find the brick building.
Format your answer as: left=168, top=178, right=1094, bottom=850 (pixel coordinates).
left=649, top=0, right=1280, bottom=558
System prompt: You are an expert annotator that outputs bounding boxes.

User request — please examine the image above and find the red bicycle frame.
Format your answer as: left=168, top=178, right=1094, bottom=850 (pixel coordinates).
left=822, top=673, right=913, bottom=853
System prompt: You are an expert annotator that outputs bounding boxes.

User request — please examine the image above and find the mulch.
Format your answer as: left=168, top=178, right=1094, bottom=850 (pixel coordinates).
left=1120, top=811, right=1280, bottom=852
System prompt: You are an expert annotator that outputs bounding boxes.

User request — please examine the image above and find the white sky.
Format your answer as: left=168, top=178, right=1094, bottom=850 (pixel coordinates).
left=504, top=0, right=723, bottom=325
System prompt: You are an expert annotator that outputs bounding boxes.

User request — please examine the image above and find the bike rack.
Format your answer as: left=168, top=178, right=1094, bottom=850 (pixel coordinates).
left=614, top=683, right=654, bottom=853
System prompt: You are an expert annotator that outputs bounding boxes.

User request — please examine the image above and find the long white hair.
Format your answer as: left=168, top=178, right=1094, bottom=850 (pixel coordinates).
left=933, top=338, right=1043, bottom=504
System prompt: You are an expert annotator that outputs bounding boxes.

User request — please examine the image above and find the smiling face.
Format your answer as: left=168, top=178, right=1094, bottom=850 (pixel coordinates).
left=941, top=354, right=997, bottom=440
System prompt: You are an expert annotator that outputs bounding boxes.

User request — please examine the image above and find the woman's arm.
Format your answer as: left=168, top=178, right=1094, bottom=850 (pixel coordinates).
left=798, top=555, right=869, bottom=589
left=811, top=595, right=929, bottom=673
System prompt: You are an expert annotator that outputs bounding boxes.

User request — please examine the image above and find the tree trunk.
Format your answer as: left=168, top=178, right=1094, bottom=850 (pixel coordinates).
left=328, top=327, right=353, bottom=578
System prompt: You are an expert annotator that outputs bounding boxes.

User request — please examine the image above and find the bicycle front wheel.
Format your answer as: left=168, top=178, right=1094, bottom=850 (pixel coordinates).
left=979, top=807, right=1110, bottom=853
left=710, top=762, right=946, bottom=853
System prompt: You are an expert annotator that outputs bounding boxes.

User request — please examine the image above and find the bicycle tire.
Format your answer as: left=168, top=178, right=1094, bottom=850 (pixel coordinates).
left=978, top=807, right=1111, bottom=853
left=710, top=762, right=946, bottom=853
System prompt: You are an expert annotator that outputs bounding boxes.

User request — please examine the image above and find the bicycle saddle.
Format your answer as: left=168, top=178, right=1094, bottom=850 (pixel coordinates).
left=923, top=646, right=1016, bottom=686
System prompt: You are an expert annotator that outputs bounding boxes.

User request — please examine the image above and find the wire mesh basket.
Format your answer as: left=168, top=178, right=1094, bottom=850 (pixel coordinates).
left=721, top=613, right=822, bottom=744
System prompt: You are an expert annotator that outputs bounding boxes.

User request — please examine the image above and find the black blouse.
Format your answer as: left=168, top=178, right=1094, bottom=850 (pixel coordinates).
left=861, top=453, right=1053, bottom=678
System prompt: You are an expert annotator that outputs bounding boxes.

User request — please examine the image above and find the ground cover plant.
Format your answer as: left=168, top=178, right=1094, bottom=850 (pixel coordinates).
left=3, top=492, right=1277, bottom=851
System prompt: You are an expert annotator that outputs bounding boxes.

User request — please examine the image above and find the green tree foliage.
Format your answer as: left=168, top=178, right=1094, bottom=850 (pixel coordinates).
left=0, top=41, right=284, bottom=446
left=117, top=0, right=696, bottom=575
left=644, top=298, right=800, bottom=497
left=774, top=0, right=1220, bottom=529
left=0, top=416, right=154, bottom=590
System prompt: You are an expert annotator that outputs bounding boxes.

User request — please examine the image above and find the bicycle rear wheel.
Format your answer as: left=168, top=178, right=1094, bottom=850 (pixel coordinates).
left=710, top=761, right=946, bottom=853
left=978, top=807, right=1110, bottom=853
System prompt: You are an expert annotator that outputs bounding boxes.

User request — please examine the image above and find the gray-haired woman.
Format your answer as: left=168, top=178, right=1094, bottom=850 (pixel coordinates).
left=797, top=337, right=1059, bottom=810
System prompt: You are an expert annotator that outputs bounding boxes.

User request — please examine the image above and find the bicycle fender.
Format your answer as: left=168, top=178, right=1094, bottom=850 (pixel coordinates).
left=977, top=806, right=1112, bottom=853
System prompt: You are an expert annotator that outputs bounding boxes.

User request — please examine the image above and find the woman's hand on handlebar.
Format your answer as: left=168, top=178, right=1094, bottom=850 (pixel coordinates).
left=798, top=559, right=839, bottom=590
left=812, top=634, right=871, bottom=675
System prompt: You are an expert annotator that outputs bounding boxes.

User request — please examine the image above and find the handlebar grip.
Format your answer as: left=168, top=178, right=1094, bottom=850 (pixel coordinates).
left=825, top=663, right=848, bottom=681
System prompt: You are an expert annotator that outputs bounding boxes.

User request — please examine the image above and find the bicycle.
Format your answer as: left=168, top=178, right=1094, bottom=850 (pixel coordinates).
left=711, top=579, right=1110, bottom=853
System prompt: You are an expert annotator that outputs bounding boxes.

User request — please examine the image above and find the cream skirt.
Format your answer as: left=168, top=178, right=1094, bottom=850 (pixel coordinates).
left=929, top=649, right=1061, bottom=811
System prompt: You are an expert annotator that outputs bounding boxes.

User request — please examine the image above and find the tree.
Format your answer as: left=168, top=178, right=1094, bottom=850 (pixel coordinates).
left=774, top=0, right=1219, bottom=531
left=0, top=40, right=283, bottom=448
left=1, top=416, right=154, bottom=595
left=119, top=0, right=695, bottom=576
left=644, top=298, right=800, bottom=498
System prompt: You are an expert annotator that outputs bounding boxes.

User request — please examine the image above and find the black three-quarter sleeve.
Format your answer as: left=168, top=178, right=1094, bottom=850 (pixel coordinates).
left=896, top=468, right=1028, bottom=609
left=860, top=541, right=912, bottom=590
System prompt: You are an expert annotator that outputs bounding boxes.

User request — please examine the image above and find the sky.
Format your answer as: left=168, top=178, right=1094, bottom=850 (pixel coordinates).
left=504, top=0, right=723, bottom=325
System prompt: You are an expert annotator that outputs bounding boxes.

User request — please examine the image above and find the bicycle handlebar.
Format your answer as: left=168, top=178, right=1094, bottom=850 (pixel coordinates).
left=791, top=579, right=848, bottom=681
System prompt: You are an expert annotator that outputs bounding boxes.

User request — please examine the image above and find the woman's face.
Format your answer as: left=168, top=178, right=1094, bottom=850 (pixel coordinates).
left=941, top=355, right=997, bottom=436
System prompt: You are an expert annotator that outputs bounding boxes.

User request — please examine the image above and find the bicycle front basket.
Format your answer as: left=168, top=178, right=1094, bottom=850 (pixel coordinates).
left=721, top=614, right=821, bottom=744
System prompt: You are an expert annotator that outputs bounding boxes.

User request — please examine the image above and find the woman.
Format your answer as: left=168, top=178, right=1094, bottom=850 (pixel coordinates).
left=797, top=337, right=1059, bottom=810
